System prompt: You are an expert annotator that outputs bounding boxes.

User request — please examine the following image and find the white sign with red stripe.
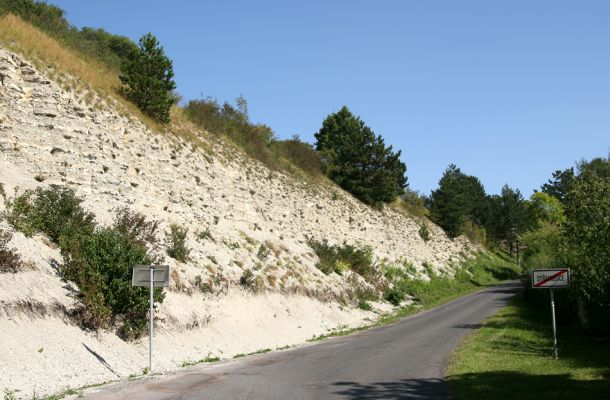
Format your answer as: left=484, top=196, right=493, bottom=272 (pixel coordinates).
left=532, top=269, right=570, bottom=288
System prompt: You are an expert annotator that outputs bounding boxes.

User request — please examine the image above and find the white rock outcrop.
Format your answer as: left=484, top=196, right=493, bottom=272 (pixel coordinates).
left=0, top=46, right=474, bottom=397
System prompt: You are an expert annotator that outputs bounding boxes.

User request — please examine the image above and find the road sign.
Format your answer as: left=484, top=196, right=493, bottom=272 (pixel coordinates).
left=531, top=268, right=570, bottom=359
left=532, top=269, right=570, bottom=288
left=132, top=265, right=170, bottom=374
left=132, top=264, right=170, bottom=287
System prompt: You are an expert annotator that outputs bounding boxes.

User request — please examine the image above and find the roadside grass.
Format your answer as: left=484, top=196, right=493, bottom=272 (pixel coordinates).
left=448, top=294, right=610, bottom=400
left=309, top=251, right=520, bottom=341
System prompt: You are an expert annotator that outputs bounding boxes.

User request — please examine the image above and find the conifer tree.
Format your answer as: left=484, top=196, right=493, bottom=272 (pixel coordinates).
left=120, top=33, right=176, bottom=123
left=314, top=106, right=407, bottom=206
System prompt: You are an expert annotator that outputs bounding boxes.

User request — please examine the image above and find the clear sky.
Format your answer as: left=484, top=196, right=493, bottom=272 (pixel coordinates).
left=49, top=0, right=609, bottom=196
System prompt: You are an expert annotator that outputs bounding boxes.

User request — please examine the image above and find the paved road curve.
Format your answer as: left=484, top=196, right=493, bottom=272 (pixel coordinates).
left=82, top=281, right=521, bottom=400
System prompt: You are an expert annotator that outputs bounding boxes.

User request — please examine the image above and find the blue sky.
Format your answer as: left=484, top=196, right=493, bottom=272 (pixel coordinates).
left=49, top=0, right=609, bottom=196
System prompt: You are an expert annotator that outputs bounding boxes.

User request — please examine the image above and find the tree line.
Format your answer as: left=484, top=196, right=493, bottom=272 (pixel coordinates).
left=428, top=157, right=610, bottom=336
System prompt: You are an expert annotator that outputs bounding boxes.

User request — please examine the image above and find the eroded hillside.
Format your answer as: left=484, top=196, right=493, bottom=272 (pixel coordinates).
left=0, top=45, right=474, bottom=397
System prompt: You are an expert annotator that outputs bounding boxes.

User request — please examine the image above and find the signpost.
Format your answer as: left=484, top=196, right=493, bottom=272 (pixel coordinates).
left=532, top=268, right=570, bottom=358
left=132, top=265, right=170, bottom=373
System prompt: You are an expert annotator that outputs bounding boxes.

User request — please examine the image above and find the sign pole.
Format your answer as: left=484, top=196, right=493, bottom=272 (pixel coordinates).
left=149, top=266, right=154, bottom=373
left=550, top=288, right=558, bottom=359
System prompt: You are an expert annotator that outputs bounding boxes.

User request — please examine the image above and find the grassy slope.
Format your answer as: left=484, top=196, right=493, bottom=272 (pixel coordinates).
left=311, top=251, right=521, bottom=340
left=448, top=294, right=610, bottom=400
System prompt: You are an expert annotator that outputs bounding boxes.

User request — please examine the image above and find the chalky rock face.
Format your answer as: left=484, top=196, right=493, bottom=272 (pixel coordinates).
left=0, top=46, right=472, bottom=298
left=0, top=45, right=476, bottom=397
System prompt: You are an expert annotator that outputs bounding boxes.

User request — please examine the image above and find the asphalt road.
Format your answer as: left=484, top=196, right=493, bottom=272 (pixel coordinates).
left=82, top=281, right=521, bottom=400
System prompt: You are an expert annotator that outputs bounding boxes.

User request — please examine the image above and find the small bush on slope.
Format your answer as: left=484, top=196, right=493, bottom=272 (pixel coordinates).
left=6, top=185, right=164, bottom=339
left=5, top=185, right=94, bottom=243
left=308, top=239, right=374, bottom=281
left=0, top=228, right=23, bottom=273
left=166, top=224, right=191, bottom=263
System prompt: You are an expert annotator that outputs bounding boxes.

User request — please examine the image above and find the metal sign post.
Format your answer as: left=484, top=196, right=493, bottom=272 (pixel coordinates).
left=132, top=265, right=170, bottom=373
left=532, top=268, right=570, bottom=359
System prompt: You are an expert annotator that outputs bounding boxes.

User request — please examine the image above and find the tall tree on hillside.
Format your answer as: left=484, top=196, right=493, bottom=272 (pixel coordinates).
left=428, top=164, right=489, bottom=239
left=490, top=184, right=528, bottom=254
left=428, top=164, right=468, bottom=238
left=120, top=33, right=176, bottom=123
left=314, top=106, right=407, bottom=206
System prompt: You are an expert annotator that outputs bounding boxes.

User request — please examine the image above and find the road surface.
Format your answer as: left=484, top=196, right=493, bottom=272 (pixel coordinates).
left=81, top=281, right=521, bottom=400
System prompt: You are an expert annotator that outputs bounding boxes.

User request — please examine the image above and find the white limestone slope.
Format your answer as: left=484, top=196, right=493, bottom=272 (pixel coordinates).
left=0, top=46, right=473, bottom=398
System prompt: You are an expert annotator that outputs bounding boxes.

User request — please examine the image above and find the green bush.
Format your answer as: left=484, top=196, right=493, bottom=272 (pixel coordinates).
left=418, top=224, right=431, bottom=242
left=308, top=239, right=375, bottom=280
left=61, top=226, right=164, bottom=339
left=0, top=228, right=23, bottom=273
left=114, top=207, right=161, bottom=256
left=272, top=135, right=323, bottom=176
left=6, top=185, right=94, bottom=243
left=5, top=186, right=165, bottom=339
left=239, top=269, right=255, bottom=288
left=166, top=224, right=190, bottom=263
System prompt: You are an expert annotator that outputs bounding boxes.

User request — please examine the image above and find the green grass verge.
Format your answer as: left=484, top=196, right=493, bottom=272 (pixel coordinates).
left=309, top=251, right=521, bottom=341
left=448, top=294, right=610, bottom=400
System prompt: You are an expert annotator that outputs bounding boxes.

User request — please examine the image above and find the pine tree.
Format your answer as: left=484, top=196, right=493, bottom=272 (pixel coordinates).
left=429, top=164, right=468, bottom=238
left=314, top=106, right=407, bottom=206
left=120, top=33, right=176, bottom=123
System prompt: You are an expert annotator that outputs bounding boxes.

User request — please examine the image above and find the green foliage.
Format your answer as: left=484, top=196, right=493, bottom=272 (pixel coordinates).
left=61, top=226, right=164, bottom=339
left=271, top=135, right=323, bottom=176
left=185, top=96, right=280, bottom=168
left=6, top=185, right=95, bottom=243
left=384, top=253, right=520, bottom=307
left=449, top=294, right=610, bottom=400
left=5, top=185, right=164, bottom=339
left=485, top=184, right=529, bottom=251
left=314, top=106, right=407, bottom=206
left=418, top=224, right=431, bottom=242
left=0, top=228, right=23, bottom=273
left=308, top=239, right=375, bottom=280
left=518, top=224, right=564, bottom=270
left=395, top=189, right=429, bottom=219
left=528, top=192, right=566, bottom=227
left=541, top=167, right=575, bottom=204
left=166, top=224, right=191, bottom=263
left=239, top=269, right=255, bottom=288
left=428, top=164, right=470, bottom=238
left=0, top=0, right=138, bottom=70
left=120, top=33, right=176, bottom=123
left=562, top=163, right=610, bottom=335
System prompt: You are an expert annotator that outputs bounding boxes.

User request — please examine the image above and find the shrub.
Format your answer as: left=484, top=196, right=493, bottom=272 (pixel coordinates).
left=166, top=224, right=191, bottom=263
left=384, top=287, right=406, bottom=306
left=240, top=269, right=255, bottom=288
left=272, top=135, right=323, bottom=176
left=114, top=207, right=161, bottom=256
left=61, top=226, right=165, bottom=339
left=308, top=239, right=375, bottom=280
left=418, top=224, right=430, bottom=242
left=120, top=33, right=176, bottom=123
left=6, top=185, right=94, bottom=243
left=0, top=228, right=23, bottom=273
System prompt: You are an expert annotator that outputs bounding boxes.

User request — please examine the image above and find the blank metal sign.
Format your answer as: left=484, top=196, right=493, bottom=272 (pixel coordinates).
left=132, top=265, right=170, bottom=287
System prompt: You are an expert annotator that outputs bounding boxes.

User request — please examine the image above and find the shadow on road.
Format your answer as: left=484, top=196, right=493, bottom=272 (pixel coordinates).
left=332, top=378, right=451, bottom=399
